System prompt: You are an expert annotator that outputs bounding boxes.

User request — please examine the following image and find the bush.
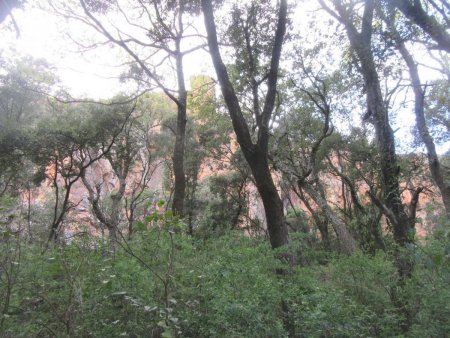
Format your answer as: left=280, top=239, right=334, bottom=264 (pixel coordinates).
left=1, top=223, right=449, bottom=337
left=282, top=252, right=402, bottom=337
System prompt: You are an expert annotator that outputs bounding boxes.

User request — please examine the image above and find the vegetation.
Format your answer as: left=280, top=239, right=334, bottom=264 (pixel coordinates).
left=0, top=0, right=449, bottom=336
left=0, top=221, right=449, bottom=337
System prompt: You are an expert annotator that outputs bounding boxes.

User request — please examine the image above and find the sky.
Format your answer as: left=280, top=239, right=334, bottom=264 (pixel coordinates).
left=0, top=1, right=448, bottom=154
left=1, top=6, right=122, bottom=97
left=0, top=3, right=213, bottom=98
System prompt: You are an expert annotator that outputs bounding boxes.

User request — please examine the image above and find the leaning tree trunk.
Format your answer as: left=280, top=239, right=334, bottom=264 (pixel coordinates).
left=392, top=0, right=450, bottom=53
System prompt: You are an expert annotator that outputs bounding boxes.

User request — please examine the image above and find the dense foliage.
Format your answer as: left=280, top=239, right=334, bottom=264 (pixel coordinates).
left=1, top=220, right=449, bottom=337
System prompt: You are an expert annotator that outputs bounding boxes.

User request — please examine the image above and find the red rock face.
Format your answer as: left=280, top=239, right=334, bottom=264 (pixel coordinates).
left=24, top=157, right=166, bottom=239
left=23, top=151, right=444, bottom=240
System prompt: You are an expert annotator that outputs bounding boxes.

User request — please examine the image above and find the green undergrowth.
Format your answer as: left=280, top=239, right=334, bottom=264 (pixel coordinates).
left=0, top=224, right=449, bottom=337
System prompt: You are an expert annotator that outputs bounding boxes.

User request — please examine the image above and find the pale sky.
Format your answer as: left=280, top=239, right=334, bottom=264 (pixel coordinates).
left=1, top=6, right=121, bottom=97
left=0, top=3, right=212, bottom=98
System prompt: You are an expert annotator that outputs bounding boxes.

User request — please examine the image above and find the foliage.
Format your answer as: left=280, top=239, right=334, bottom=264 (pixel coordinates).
left=194, top=171, right=249, bottom=236
left=1, top=225, right=449, bottom=337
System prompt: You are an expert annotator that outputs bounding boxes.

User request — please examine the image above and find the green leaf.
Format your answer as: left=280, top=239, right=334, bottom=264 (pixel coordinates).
left=135, top=221, right=145, bottom=232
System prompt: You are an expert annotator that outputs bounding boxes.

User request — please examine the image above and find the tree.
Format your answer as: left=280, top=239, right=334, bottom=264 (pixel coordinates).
left=29, top=100, right=133, bottom=243
left=53, top=0, right=206, bottom=217
left=319, top=0, right=421, bottom=277
left=123, top=100, right=165, bottom=238
left=0, top=56, right=54, bottom=199
left=201, top=0, right=289, bottom=249
left=81, top=95, right=166, bottom=244
left=274, top=54, right=359, bottom=254
left=81, top=120, right=135, bottom=246
left=377, top=5, right=450, bottom=220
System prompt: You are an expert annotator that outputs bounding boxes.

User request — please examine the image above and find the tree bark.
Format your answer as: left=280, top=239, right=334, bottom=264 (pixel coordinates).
left=249, top=148, right=289, bottom=248
left=392, top=0, right=450, bottom=53
left=172, top=43, right=187, bottom=217
left=295, top=185, right=331, bottom=250
left=202, top=0, right=289, bottom=249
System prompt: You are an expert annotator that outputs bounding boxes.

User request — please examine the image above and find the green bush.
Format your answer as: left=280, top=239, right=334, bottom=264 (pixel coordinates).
left=1, top=223, right=449, bottom=337
left=282, top=252, right=401, bottom=337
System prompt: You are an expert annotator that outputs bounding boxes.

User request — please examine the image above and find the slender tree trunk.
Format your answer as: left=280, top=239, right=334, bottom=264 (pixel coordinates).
left=296, top=186, right=331, bottom=250
left=231, top=181, right=246, bottom=229
left=27, top=185, right=33, bottom=242
left=127, top=206, right=134, bottom=239
left=109, top=175, right=126, bottom=245
left=172, top=44, right=187, bottom=217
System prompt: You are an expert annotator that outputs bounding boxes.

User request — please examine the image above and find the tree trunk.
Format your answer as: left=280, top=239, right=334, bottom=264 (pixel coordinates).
left=296, top=185, right=331, bottom=250
left=301, top=181, right=358, bottom=254
left=27, top=185, right=33, bottom=242
left=78, top=0, right=188, bottom=219
left=249, top=149, right=289, bottom=248
left=202, top=0, right=289, bottom=249
left=341, top=1, right=411, bottom=245
left=81, top=170, right=126, bottom=250
left=171, top=41, right=187, bottom=217
left=366, top=77, right=411, bottom=248
left=319, top=0, right=414, bottom=277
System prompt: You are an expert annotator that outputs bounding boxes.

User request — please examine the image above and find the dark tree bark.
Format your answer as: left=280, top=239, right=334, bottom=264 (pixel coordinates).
left=201, top=0, right=289, bottom=249
left=391, top=0, right=450, bottom=53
